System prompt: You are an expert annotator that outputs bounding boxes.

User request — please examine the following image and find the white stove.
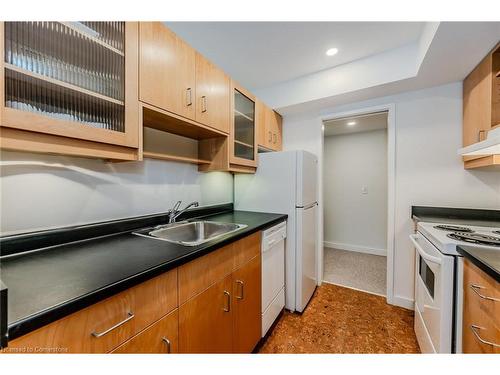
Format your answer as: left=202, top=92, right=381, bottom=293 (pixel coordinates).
left=417, top=222, right=500, bottom=255
left=410, top=221, right=500, bottom=354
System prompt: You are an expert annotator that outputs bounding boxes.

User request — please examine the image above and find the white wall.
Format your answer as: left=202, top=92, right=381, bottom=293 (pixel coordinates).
left=323, top=129, right=388, bottom=255
left=0, top=151, right=233, bottom=235
left=282, top=81, right=500, bottom=308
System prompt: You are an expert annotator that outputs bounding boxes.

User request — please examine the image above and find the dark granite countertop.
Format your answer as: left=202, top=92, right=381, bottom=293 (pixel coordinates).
left=457, top=245, right=500, bottom=283
left=0, top=210, right=287, bottom=341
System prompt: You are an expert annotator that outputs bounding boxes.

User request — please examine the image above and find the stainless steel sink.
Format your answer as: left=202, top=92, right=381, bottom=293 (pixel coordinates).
left=134, top=221, right=247, bottom=246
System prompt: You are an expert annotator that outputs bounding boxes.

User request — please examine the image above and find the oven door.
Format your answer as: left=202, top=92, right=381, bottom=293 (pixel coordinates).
left=410, top=233, right=454, bottom=353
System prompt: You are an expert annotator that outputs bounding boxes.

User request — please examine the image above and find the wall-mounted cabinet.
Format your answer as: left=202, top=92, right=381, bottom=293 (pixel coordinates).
left=257, top=99, right=282, bottom=152
left=139, top=22, right=196, bottom=121
left=230, top=83, right=257, bottom=167
left=198, top=82, right=258, bottom=174
left=0, top=21, right=281, bottom=169
left=138, top=22, right=230, bottom=135
left=0, top=22, right=140, bottom=161
left=462, top=42, right=500, bottom=169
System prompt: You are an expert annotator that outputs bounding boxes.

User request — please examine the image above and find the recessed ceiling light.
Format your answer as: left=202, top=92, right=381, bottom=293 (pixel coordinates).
left=347, top=121, right=356, bottom=126
left=326, top=48, right=338, bottom=56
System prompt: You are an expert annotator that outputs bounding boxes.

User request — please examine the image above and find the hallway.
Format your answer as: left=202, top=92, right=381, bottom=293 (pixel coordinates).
left=259, top=283, right=420, bottom=354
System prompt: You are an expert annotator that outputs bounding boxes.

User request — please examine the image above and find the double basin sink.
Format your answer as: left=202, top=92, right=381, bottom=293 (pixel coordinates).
left=134, top=220, right=247, bottom=247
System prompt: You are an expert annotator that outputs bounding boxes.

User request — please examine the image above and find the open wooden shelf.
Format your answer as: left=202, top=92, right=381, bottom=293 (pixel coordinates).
left=142, top=103, right=227, bottom=140
left=4, top=63, right=125, bottom=106
left=142, top=151, right=211, bottom=165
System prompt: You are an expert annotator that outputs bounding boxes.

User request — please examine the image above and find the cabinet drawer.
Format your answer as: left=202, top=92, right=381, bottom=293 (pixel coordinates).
left=6, top=269, right=177, bottom=353
left=462, top=259, right=500, bottom=353
left=178, top=243, right=234, bottom=304
left=233, top=232, right=261, bottom=270
left=111, top=309, right=178, bottom=354
left=463, top=259, right=499, bottom=322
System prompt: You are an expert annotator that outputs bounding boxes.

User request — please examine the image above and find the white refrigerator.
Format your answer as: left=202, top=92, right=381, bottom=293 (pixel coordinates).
left=234, top=150, right=318, bottom=312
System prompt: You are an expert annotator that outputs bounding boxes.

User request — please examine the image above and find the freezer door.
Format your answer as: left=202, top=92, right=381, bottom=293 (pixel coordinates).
left=295, top=203, right=317, bottom=312
left=296, top=151, right=318, bottom=207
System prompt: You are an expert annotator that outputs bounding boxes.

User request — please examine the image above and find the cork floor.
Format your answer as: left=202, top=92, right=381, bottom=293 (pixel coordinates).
left=258, top=283, right=420, bottom=354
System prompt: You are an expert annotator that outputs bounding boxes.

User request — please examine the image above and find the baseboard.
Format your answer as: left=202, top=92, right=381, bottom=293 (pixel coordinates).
left=323, top=241, right=387, bottom=257
left=392, top=295, right=414, bottom=310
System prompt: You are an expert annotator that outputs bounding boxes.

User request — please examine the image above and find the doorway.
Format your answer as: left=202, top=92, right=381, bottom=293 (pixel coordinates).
left=322, top=111, right=389, bottom=296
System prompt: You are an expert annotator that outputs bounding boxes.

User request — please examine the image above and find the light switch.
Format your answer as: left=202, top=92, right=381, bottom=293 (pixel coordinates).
left=361, top=186, right=368, bottom=195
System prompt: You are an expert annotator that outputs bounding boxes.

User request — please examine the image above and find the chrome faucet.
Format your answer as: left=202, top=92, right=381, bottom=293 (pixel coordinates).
left=167, top=200, right=199, bottom=224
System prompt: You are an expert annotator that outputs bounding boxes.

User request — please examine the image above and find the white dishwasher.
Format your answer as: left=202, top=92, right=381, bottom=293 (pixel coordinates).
left=261, top=221, right=287, bottom=337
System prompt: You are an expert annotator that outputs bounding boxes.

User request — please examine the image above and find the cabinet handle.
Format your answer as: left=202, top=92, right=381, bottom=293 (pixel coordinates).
left=273, top=133, right=277, bottom=144
left=236, top=280, right=244, bottom=299
left=470, top=284, right=500, bottom=302
left=268, top=131, right=272, bottom=143
left=91, top=311, right=134, bottom=338
left=162, top=337, right=171, bottom=353
left=201, top=96, right=207, bottom=113
left=470, top=325, right=500, bottom=348
left=186, top=88, right=192, bottom=106
left=223, top=290, right=231, bottom=312
left=478, top=130, right=486, bottom=142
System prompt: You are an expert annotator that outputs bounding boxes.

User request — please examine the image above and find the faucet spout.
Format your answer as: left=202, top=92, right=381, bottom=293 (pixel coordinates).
left=168, top=201, right=199, bottom=224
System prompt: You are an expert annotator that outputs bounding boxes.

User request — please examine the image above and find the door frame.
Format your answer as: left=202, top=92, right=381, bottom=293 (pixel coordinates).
left=319, top=103, right=396, bottom=305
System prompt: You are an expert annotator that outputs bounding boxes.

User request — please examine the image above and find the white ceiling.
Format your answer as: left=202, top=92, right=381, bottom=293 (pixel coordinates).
left=165, top=22, right=425, bottom=90
left=324, top=112, right=388, bottom=136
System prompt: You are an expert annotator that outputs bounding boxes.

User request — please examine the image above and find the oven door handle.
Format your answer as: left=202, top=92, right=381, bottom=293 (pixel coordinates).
left=409, top=234, right=442, bottom=265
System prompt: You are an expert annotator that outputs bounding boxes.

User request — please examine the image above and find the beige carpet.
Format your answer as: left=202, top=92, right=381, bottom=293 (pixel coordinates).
left=323, top=247, right=387, bottom=296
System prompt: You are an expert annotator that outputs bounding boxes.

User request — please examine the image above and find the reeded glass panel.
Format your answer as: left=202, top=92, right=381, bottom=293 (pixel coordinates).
left=3, top=21, right=125, bottom=132
left=234, top=90, right=255, bottom=161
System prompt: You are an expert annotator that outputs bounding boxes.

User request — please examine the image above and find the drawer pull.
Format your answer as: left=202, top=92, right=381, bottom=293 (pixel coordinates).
left=223, top=290, right=231, bottom=312
left=470, top=325, right=500, bottom=348
left=236, top=280, right=244, bottom=300
left=470, top=284, right=500, bottom=302
left=162, top=337, right=171, bottom=353
left=91, top=311, right=134, bottom=338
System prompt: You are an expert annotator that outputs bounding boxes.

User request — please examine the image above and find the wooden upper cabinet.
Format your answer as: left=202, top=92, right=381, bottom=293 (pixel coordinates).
left=462, top=42, right=500, bottom=169
left=179, top=274, right=233, bottom=353
left=0, top=22, right=139, bottom=155
left=256, top=100, right=282, bottom=151
left=268, top=109, right=283, bottom=151
left=195, top=52, right=230, bottom=133
left=256, top=99, right=267, bottom=148
left=139, top=22, right=196, bottom=120
left=463, top=53, right=494, bottom=147
left=232, top=254, right=262, bottom=353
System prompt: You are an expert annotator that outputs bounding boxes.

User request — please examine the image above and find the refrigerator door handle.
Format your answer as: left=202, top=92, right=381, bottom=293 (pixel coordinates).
left=297, top=202, right=318, bottom=210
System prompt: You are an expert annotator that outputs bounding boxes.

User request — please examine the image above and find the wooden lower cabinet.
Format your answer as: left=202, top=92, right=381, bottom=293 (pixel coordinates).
left=4, top=269, right=177, bottom=353
left=112, top=309, right=178, bottom=354
left=232, top=254, right=262, bottom=353
left=462, top=259, right=500, bottom=353
left=179, top=274, right=233, bottom=353
left=3, top=233, right=263, bottom=354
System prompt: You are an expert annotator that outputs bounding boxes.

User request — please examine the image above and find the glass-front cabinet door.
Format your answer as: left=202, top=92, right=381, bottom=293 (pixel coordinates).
left=230, top=82, right=257, bottom=167
left=0, top=22, right=139, bottom=149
